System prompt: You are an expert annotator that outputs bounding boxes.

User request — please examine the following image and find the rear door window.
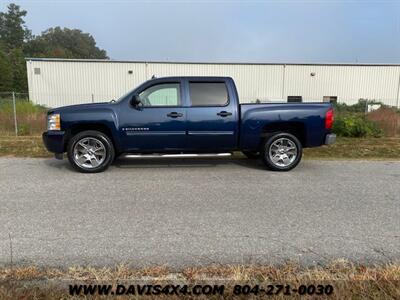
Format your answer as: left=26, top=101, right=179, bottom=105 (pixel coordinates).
left=189, top=82, right=228, bottom=106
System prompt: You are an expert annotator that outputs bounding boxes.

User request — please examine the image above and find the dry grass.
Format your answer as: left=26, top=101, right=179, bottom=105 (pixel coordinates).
left=0, top=136, right=49, bottom=157
left=0, top=111, right=47, bottom=136
left=0, top=136, right=400, bottom=160
left=0, top=260, right=399, bottom=299
left=304, top=137, right=400, bottom=160
left=367, top=107, right=400, bottom=137
left=0, top=100, right=47, bottom=136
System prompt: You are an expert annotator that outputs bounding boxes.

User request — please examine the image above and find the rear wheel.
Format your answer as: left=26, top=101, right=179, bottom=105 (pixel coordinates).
left=67, top=130, right=115, bottom=173
left=242, top=151, right=260, bottom=159
left=261, top=132, right=302, bottom=171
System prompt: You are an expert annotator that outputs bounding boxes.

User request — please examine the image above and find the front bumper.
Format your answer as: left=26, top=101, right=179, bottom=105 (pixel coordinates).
left=325, top=133, right=336, bottom=145
left=42, top=131, right=66, bottom=154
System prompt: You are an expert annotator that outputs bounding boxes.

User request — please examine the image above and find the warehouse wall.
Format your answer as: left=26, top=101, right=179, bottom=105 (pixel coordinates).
left=284, top=65, right=400, bottom=105
left=27, top=60, right=147, bottom=107
left=147, top=63, right=285, bottom=103
left=26, top=59, right=400, bottom=108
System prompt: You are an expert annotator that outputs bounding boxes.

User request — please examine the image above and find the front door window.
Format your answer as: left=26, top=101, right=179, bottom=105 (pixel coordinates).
left=139, top=83, right=181, bottom=106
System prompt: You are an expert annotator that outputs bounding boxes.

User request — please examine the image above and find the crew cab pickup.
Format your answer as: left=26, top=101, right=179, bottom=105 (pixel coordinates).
left=43, top=76, right=335, bottom=173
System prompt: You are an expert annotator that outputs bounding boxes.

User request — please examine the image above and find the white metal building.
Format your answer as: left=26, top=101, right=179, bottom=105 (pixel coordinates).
left=26, top=58, right=400, bottom=108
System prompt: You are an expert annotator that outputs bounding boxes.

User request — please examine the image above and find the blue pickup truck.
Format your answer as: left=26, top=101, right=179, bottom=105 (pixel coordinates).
left=43, top=76, right=335, bottom=173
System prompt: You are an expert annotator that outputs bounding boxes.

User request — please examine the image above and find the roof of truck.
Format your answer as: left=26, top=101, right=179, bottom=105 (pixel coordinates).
left=149, top=76, right=231, bottom=80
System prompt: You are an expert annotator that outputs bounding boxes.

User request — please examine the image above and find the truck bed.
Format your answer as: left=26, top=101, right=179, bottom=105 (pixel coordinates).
left=239, top=102, right=332, bottom=149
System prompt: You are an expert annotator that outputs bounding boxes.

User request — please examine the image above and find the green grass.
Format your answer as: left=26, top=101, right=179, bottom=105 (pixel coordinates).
left=0, top=99, right=47, bottom=113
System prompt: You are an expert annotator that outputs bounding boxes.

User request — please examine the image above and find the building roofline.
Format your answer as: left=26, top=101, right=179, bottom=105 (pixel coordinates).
left=25, top=57, right=400, bottom=67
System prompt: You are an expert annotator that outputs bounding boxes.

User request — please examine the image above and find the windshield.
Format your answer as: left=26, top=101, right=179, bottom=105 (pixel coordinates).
left=115, top=89, right=134, bottom=103
left=115, top=79, right=153, bottom=103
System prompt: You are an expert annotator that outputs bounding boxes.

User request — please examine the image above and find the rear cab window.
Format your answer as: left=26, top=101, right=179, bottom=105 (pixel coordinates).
left=189, top=82, right=229, bottom=106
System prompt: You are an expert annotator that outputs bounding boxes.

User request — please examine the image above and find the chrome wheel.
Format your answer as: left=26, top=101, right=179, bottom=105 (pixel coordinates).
left=268, top=138, right=297, bottom=167
left=73, top=137, right=106, bottom=169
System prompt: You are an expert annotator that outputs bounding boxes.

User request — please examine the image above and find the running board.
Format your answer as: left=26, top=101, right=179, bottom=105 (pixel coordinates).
left=123, top=153, right=232, bottom=159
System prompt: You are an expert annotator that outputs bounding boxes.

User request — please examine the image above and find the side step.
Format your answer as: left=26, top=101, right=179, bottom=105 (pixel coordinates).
left=123, top=153, right=232, bottom=159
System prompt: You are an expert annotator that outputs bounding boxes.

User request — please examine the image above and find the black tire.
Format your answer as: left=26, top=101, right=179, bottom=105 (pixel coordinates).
left=67, top=130, right=115, bottom=173
left=242, top=151, right=260, bottom=159
left=261, top=132, right=302, bottom=171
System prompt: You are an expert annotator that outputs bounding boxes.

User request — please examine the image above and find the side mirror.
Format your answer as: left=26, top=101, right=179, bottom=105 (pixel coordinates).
left=130, top=95, right=142, bottom=107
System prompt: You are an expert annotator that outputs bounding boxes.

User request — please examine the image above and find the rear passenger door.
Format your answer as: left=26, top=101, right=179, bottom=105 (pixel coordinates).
left=185, top=80, right=238, bottom=151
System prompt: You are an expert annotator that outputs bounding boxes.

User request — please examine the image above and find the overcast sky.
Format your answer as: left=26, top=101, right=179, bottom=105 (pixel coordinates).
left=1, top=0, right=400, bottom=63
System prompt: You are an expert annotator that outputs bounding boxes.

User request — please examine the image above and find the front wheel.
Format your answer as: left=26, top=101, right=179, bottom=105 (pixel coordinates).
left=261, top=132, right=302, bottom=171
left=67, top=130, right=115, bottom=173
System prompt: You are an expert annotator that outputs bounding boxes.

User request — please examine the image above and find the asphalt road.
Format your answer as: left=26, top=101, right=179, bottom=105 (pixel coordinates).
left=0, top=157, right=399, bottom=268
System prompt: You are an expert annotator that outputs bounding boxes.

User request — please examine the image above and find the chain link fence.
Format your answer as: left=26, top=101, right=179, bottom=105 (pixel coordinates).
left=0, top=91, right=119, bottom=136
left=0, top=92, right=46, bottom=136
left=0, top=91, right=399, bottom=137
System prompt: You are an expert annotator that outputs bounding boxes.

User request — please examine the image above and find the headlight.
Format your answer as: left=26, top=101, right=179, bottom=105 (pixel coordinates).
left=47, top=114, right=61, bottom=130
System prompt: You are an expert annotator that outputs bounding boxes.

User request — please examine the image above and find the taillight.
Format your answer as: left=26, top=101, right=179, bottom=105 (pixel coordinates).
left=325, top=108, right=334, bottom=129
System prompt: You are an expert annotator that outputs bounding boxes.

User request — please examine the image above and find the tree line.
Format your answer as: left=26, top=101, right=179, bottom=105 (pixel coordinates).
left=0, top=3, right=108, bottom=93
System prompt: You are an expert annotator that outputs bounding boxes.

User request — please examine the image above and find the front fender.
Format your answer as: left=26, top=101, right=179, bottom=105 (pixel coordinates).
left=61, top=109, right=121, bottom=151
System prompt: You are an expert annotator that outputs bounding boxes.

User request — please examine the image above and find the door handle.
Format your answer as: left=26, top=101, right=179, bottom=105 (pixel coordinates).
left=167, top=112, right=183, bottom=118
left=217, top=111, right=232, bottom=117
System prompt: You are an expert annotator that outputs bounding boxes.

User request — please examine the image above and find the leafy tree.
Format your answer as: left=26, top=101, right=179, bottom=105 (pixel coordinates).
left=25, top=27, right=108, bottom=59
left=0, top=48, right=13, bottom=92
left=0, top=3, right=31, bottom=51
left=0, top=3, right=30, bottom=92
left=0, top=3, right=108, bottom=92
left=8, top=48, right=27, bottom=91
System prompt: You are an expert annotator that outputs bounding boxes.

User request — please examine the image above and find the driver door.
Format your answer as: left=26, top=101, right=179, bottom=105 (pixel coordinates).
left=120, top=81, right=186, bottom=152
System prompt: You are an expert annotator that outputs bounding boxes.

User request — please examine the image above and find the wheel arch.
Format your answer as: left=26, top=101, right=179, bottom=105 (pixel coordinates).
left=259, top=121, right=306, bottom=149
left=64, top=123, right=118, bottom=153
